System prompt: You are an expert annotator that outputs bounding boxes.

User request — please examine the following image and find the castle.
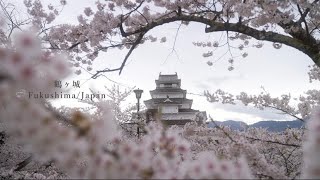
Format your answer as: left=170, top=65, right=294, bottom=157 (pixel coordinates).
left=143, top=73, right=207, bottom=126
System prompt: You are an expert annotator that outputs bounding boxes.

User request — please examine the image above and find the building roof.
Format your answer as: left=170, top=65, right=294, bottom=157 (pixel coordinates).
left=158, top=74, right=179, bottom=81
left=161, top=120, right=192, bottom=125
left=144, top=98, right=192, bottom=105
left=150, top=89, right=186, bottom=93
left=178, top=109, right=200, bottom=112
left=155, top=74, right=181, bottom=84
left=145, top=108, right=200, bottom=113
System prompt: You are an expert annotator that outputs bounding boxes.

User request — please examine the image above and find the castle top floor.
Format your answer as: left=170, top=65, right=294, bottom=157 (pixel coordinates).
left=155, top=73, right=181, bottom=89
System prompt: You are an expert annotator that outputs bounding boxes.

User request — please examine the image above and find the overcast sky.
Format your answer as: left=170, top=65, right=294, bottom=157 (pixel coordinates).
left=13, top=0, right=320, bottom=124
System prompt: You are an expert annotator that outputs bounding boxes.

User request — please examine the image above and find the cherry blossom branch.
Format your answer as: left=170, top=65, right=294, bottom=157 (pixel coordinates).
left=296, top=4, right=310, bottom=38
left=121, top=0, right=146, bottom=21
left=209, top=117, right=236, bottom=143
left=0, top=0, right=30, bottom=41
left=67, top=39, right=89, bottom=50
left=210, top=115, right=301, bottom=148
left=91, top=32, right=144, bottom=77
left=118, top=12, right=320, bottom=67
left=263, top=104, right=305, bottom=122
left=297, top=0, right=320, bottom=25
left=245, top=136, right=301, bottom=148
left=204, top=89, right=313, bottom=122
left=13, top=155, right=33, bottom=171
left=164, top=22, right=182, bottom=63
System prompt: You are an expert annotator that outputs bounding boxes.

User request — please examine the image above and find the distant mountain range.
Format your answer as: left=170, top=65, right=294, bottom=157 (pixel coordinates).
left=207, top=120, right=305, bottom=132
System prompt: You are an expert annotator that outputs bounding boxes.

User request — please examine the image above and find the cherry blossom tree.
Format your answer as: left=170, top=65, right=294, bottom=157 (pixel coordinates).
left=204, top=86, right=320, bottom=122
left=79, top=84, right=137, bottom=123
left=43, top=0, right=320, bottom=120
left=182, top=120, right=304, bottom=179
left=37, top=0, right=320, bottom=75
left=1, top=0, right=320, bottom=179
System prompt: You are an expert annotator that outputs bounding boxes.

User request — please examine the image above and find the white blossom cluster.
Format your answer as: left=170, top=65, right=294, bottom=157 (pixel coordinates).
left=24, top=0, right=66, bottom=30
left=204, top=88, right=320, bottom=120
left=1, top=0, right=320, bottom=179
left=182, top=122, right=303, bottom=179
left=308, top=64, right=320, bottom=83
left=204, top=89, right=236, bottom=104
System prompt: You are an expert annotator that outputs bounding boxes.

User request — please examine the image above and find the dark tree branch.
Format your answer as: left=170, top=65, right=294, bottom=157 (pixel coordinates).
left=0, top=73, right=11, bottom=82
left=297, top=0, right=320, bottom=25
left=67, top=39, right=89, bottom=50
left=263, top=104, right=305, bottom=122
left=245, top=136, right=301, bottom=148
left=297, top=4, right=310, bottom=37
left=91, top=67, right=122, bottom=79
left=13, top=155, right=33, bottom=171
left=91, top=32, right=144, bottom=78
left=273, top=5, right=318, bottom=48
left=122, top=0, right=146, bottom=20
left=209, top=117, right=236, bottom=143
left=164, top=22, right=182, bottom=63
left=205, top=22, right=319, bottom=65
left=118, top=33, right=144, bottom=75
left=0, top=131, right=5, bottom=145
left=117, top=13, right=320, bottom=67
left=309, top=20, right=320, bottom=34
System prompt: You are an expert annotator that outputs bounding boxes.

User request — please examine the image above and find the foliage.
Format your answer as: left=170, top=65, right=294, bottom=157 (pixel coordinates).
left=79, top=84, right=137, bottom=124
left=0, top=29, right=319, bottom=179
left=1, top=0, right=320, bottom=179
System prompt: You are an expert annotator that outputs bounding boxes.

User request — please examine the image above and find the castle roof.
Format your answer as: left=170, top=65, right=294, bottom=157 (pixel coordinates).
left=144, top=98, right=192, bottom=105
left=155, top=74, right=181, bottom=84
